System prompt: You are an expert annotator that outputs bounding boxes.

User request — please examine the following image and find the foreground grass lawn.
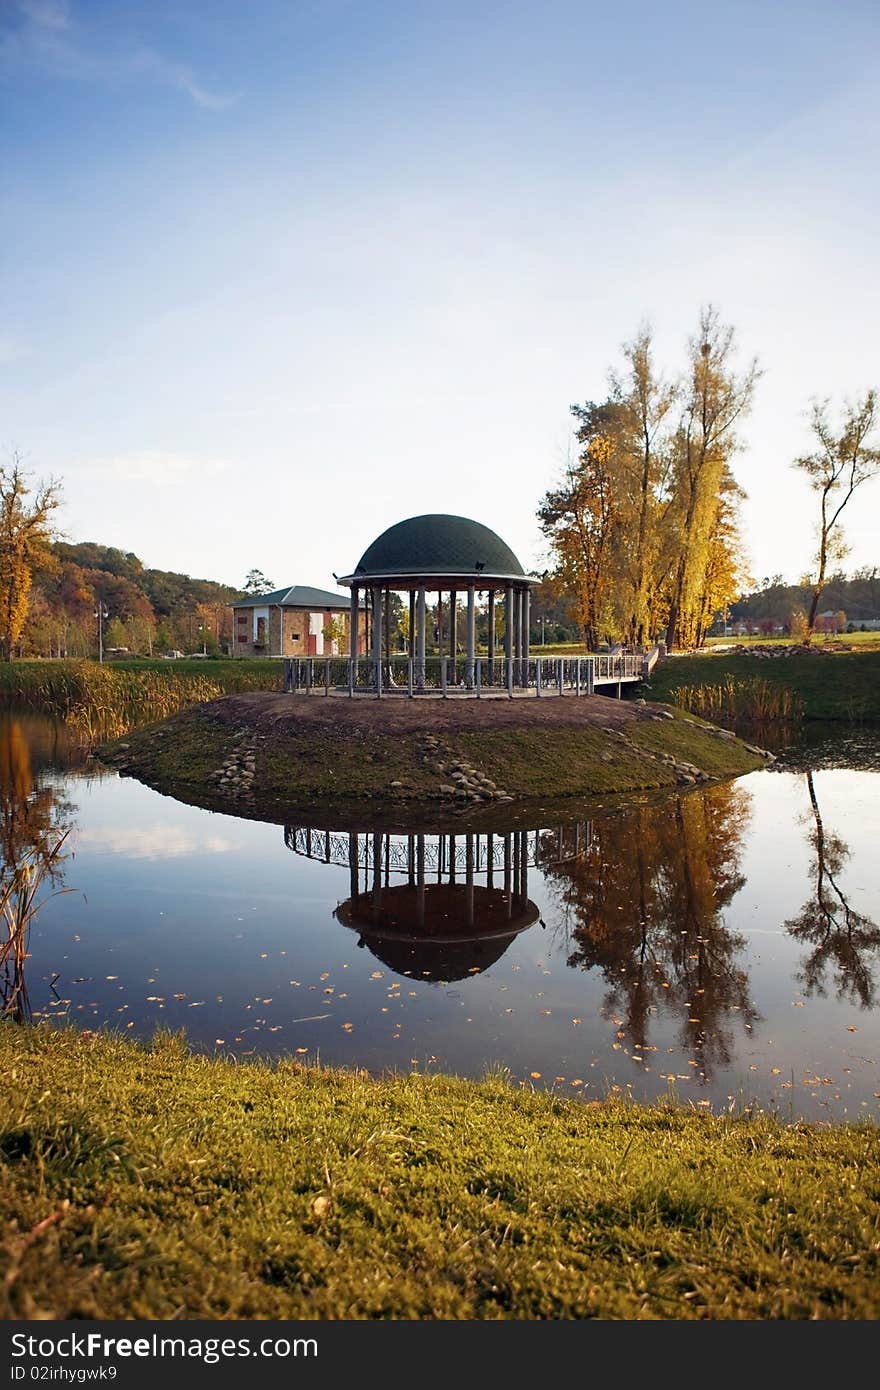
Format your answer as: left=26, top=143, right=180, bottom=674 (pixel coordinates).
left=2, top=1027, right=878, bottom=1320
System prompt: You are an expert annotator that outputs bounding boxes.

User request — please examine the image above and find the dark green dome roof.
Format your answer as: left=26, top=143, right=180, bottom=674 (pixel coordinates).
left=352, top=514, right=525, bottom=580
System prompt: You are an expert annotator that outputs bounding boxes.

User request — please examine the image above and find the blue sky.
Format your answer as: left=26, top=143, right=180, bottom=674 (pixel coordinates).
left=2, top=0, right=878, bottom=592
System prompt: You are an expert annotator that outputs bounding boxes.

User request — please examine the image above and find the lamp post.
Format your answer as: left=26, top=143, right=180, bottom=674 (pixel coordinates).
left=540, top=614, right=546, bottom=646
left=95, top=602, right=109, bottom=663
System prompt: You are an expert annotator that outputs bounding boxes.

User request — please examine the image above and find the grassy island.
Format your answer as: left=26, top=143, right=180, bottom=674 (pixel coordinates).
left=1, top=1025, right=878, bottom=1320
left=95, top=691, right=768, bottom=825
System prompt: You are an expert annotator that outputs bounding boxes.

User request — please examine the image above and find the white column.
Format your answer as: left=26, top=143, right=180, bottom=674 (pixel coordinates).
left=349, top=586, right=359, bottom=662
left=466, top=586, right=476, bottom=688
left=372, top=587, right=382, bottom=666
left=487, top=591, right=496, bottom=666
left=504, top=585, right=513, bottom=660
left=416, top=586, right=426, bottom=687
left=522, top=587, right=530, bottom=668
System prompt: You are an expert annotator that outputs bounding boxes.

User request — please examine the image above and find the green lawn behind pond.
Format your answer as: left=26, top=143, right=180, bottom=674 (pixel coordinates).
left=638, top=649, right=880, bottom=722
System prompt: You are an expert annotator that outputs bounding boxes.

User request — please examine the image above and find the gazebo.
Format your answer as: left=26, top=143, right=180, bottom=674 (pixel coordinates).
left=337, top=513, right=536, bottom=688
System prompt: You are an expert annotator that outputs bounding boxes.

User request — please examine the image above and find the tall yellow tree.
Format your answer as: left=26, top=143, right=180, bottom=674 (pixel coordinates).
left=612, top=325, right=677, bottom=646
left=538, top=409, right=624, bottom=649
left=664, top=307, right=760, bottom=650
left=0, top=458, right=62, bottom=661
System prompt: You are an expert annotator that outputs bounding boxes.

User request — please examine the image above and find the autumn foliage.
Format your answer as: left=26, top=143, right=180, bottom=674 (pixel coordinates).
left=0, top=460, right=61, bottom=662
left=539, top=307, right=757, bottom=651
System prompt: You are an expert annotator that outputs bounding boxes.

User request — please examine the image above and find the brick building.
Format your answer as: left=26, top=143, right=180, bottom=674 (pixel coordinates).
left=231, top=585, right=366, bottom=658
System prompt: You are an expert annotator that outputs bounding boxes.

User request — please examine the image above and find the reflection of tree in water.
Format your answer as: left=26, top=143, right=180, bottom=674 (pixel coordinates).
left=542, top=784, right=757, bottom=1080
left=0, top=718, right=73, bottom=1020
left=785, top=771, right=880, bottom=1008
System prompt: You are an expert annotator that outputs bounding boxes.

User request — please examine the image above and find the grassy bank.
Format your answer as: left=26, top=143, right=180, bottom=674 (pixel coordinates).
left=97, top=694, right=765, bottom=823
left=1, top=1026, right=877, bottom=1319
left=638, top=649, right=880, bottom=722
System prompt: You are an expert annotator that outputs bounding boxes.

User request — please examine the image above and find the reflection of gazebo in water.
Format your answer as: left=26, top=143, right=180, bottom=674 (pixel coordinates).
left=337, top=514, right=537, bottom=689
left=284, top=825, right=592, bottom=983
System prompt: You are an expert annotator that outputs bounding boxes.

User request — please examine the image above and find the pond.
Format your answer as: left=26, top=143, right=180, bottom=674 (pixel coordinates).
left=3, top=712, right=879, bottom=1123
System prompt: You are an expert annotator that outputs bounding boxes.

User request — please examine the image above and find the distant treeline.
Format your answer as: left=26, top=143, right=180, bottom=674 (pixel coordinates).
left=730, top=568, right=880, bottom=630
left=23, top=541, right=242, bottom=658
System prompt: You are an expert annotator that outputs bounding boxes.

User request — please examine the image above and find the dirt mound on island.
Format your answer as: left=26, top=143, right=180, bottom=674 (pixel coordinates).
left=205, top=690, right=660, bottom=737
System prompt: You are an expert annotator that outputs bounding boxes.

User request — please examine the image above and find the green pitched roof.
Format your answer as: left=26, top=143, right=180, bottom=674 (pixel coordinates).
left=234, top=585, right=354, bottom=609
left=347, top=514, right=526, bottom=581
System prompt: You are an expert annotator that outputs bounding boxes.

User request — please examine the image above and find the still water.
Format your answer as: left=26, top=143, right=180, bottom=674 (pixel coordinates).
left=3, top=713, right=879, bottom=1123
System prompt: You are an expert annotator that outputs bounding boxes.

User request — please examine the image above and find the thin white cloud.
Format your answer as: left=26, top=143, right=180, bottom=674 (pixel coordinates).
left=130, top=47, right=240, bottom=112
left=4, top=1, right=238, bottom=111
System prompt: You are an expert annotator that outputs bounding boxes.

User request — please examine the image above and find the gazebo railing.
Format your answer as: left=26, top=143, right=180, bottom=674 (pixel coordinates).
left=284, top=823, right=593, bottom=872
left=282, top=649, right=660, bottom=696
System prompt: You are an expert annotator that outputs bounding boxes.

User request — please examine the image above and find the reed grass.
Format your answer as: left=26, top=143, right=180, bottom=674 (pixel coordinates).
left=0, top=660, right=283, bottom=741
left=0, top=831, right=71, bottom=1022
left=668, top=676, right=804, bottom=725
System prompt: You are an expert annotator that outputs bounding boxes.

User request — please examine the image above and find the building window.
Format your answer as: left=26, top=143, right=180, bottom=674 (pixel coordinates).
left=237, top=615, right=247, bottom=625
left=291, top=632, right=300, bottom=640
left=237, top=634, right=247, bottom=643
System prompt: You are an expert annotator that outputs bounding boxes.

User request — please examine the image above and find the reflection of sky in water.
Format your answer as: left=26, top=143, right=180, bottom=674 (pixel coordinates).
left=74, top=822, right=235, bottom=858
left=9, top=719, right=880, bottom=1123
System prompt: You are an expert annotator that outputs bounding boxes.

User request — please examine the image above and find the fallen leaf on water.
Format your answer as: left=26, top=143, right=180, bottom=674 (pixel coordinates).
left=530, top=1071, right=542, bottom=1079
